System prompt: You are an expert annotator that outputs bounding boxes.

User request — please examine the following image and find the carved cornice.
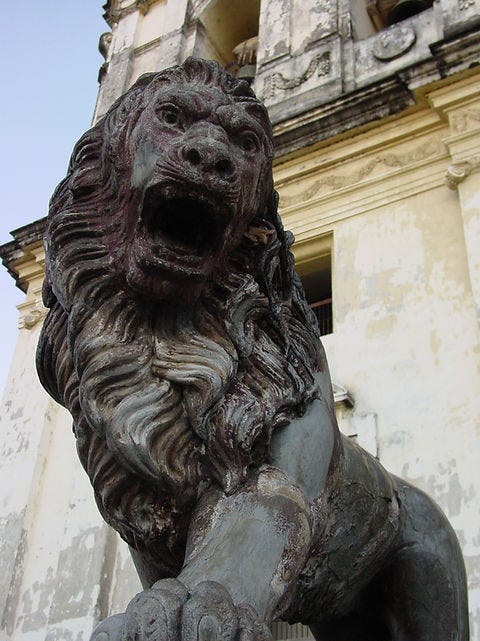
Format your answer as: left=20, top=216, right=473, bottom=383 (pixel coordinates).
left=445, top=155, right=480, bottom=189
left=273, top=29, right=480, bottom=158
left=0, top=219, right=46, bottom=292
left=103, top=0, right=138, bottom=26
left=272, top=76, right=415, bottom=158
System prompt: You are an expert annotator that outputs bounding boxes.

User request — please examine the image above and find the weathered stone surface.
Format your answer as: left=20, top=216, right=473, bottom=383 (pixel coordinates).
left=37, top=57, right=469, bottom=641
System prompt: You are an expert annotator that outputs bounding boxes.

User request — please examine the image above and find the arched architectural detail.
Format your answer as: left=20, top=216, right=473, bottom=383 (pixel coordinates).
left=191, top=0, right=260, bottom=72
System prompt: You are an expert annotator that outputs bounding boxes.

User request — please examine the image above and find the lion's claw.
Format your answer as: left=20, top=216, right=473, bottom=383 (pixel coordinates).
left=182, top=582, right=238, bottom=641
left=122, top=578, right=188, bottom=641
left=237, top=605, right=273, bottom=641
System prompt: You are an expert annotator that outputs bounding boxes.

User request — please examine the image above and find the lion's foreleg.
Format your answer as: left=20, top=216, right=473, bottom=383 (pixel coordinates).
left=178, top=465, right=312, bottom=624
left=112, top=466, right=312, bottom=641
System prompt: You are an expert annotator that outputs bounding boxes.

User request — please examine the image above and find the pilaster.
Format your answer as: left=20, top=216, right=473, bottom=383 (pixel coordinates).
left=0, top=239, right=122, bottom=639
left=429, top=76, right=480, bottom=324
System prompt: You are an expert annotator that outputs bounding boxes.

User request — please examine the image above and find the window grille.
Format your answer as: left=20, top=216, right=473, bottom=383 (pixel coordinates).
left=310, top=298, right=333, bottom=336
left=270, top=621, right=313, bottom=641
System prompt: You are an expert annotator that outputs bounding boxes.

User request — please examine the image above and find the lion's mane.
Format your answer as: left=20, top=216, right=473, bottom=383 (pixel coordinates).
left=37, top=58, right=324, bottom=575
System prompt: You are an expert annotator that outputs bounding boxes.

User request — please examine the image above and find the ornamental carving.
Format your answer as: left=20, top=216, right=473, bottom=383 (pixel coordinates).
left=372, top=25, right=416, bottom=61
left=450, top=108, right=480, bottom=133
left=262, top=52, right=331, bottom=100
left=459, top=0, right=475, bottom=9
left=445, top=155, right=480, bottom=189
left=279, top=135, right=444, bottom=208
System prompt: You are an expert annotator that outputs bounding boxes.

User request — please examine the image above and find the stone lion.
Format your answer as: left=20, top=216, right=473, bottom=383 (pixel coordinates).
left=37, top=58, right=469, bottom=641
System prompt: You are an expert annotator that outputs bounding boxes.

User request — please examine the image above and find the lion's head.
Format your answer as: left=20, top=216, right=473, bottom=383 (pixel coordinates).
left=37, top=58, right=326, bottom=574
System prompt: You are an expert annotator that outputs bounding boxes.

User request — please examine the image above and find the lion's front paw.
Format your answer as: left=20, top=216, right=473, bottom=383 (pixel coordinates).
left=122, top=578, right=188, bottom=641
left=121, top=579, right=272, bottom=641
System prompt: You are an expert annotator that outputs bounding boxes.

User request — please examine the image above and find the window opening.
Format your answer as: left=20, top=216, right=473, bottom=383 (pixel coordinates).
left=351, top=0, right=433, bottom=39
left=270, top=620, right=313, bottom=641
left=299, top=253, right=333, bottom=337
left=367, top=0, right=433, bottom=29
left=196, top=0, right=260, bottom=80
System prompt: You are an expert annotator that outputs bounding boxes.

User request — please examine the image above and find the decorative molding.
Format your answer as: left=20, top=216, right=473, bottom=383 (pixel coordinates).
left=445, top=155, right=480, bottom=189
left=17, top=286, right=47, bottom=330
left=283, top=166, right=446, bottom=249
left=134, top=34, right=164, bottom=55
left=263, top=52, right=331, bottom=100
left=373, top=26, right=416, bottom=62
left=186, top=0, right=210, bottom=21
left=278, top=135, right=444, bottom=208
left=459, top=0, right=475, bottom=9
left=103, top=1, right=137, bottom=25
left=450, top=108, right=480, bottom=134
left=0, top=222, right=46, bottom=293
left=333, top=384, right=354, bottom=408
left=271, top=30, right=480, bottom=158
left=136, top=0, right=155, bottom=15
left=19, top=307, right=47, bottom=330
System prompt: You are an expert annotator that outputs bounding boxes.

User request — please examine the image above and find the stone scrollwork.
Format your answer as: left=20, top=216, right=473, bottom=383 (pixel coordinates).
left=445, top=155, right=480, bottom=189
left=279, top=135, right=444, bottom=207
left=263, top=52, right=331, bottom=100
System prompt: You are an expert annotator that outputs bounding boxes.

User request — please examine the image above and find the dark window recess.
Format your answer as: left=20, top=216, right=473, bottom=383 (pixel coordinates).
left=197, top=0, right=260, bottom=73
left=310, top=298, right=333, bottom=336
left=351, top=0, right=433, bottom=39
left=300, top=253, right=333, bottom=336
left=367, top=0, right=433, bottom=30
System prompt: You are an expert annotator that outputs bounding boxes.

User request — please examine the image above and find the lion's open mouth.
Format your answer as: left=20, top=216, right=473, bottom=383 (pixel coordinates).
left=141, top=187, right=229, bottom=257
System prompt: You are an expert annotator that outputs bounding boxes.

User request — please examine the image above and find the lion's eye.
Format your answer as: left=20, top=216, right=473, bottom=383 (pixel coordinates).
left=157, top=105, right=181, bottom=127
left=239, top=132, right=259, bottom=153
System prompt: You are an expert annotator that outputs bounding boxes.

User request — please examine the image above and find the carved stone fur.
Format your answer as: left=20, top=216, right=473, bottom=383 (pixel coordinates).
left=37, top=59, right=469, bottom=641
left=37, top=58, right=321, bottom=575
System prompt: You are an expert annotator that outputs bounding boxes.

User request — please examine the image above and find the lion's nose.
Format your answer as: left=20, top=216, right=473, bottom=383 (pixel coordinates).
left=183, top=141, right=235, bottom=179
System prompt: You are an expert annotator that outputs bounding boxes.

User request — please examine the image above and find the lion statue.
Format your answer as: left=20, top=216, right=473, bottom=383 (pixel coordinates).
left=37, top=58, right=469, bottom=641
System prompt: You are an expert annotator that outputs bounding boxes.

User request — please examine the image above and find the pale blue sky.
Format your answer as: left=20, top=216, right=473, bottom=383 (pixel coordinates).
left=0, top=3, right=107, bottom=395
